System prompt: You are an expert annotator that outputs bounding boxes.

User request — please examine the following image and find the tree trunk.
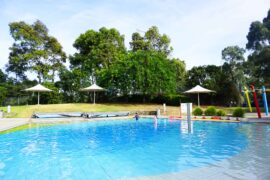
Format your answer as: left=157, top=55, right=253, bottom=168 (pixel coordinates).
left=52, top=70, right=55, bottom=83
left=143, top=94, right=146, bottom=103
left=38, top=73, right=42, bottom=83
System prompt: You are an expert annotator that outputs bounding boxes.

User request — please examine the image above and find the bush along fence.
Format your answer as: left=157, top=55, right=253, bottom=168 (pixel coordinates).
left=191, top=106, right=245, bottom=121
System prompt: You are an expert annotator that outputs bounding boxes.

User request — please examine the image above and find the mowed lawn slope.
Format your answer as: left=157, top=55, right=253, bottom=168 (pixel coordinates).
left=0, top=103, right=254, bottom=118
left=0, top=103, right=181, bottom=118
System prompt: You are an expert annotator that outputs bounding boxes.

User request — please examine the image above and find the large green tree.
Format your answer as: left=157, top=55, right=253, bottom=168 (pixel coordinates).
left=221, top=46, right=245, bottom=84
left=0, top=69, right=38, bottom=105
left=170, top=58, right=186, bottom=92
left=128, top=51, right=177, bottom=99
left=186, top=65, right=238, bottom=106
left=221, top=46, right=245, bottom=105
left=0, top=69, right=8, bottom=105
left=246, top=9, right=270, bottom=84
left=130, top=26, right=173, bottom=56
left=7, top=20, right=66, bottom=83
left=57, top=67, right=88, bottom=103
left=64, top=26, right=185, bottom=103
left=97, top=50, right=185, bottom=102
left=70, top=27, right=126, bottom=84
left=126, top=26, right=182, bottom=102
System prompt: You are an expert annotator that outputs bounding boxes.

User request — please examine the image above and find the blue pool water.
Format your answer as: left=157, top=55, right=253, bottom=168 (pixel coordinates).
left=0, top=119, right=249, bottom=179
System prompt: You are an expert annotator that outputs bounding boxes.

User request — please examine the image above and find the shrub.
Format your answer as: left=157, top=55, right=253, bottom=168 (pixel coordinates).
left=216, top=110, right=226, bottom=116
left=193, top=107, right=203, bottom=116
left=232, top=107, right=244, bottom=117
left=204, top=106, right=217, bottom=116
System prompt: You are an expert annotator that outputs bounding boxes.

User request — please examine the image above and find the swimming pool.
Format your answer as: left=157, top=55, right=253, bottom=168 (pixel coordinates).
left=0, top=118, right=269, bottom=179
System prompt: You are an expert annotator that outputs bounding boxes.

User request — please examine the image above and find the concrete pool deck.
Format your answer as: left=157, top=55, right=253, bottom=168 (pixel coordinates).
left=0, top=116, right=133, bottom=132
left=0, top=117, right=235, bottom=133
left=0, top=118, right=30, bottom=132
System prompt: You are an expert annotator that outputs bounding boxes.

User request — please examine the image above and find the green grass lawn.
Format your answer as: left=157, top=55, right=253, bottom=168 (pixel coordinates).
left=0, top=103, right=260, bottom=118
left=0, top=103, right=172, bottom=118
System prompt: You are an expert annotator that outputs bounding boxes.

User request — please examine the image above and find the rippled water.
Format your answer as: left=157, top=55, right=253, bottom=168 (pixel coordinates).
left=0, top=118, right=262, bottom=179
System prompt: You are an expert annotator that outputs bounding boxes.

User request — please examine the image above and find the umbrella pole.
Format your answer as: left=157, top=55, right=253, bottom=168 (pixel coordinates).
left=93, top=91, right=96, bottom=104
left=198, top=93, right=200, bottom=107
left=38, top=92, right=40, bottom=105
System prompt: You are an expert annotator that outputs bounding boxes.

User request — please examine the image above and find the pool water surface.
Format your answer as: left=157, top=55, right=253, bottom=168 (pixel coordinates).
left=0, top=118, right=253, bottom=179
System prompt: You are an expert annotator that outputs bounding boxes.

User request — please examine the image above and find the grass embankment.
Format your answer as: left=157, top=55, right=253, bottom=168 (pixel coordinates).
left=0, top=103, right=180, bottom=118
left=0, top=103, right=257, bottom=118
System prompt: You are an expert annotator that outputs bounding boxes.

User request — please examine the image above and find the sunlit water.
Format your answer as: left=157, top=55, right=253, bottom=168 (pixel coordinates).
left=0, top=118, right=268, bottom=179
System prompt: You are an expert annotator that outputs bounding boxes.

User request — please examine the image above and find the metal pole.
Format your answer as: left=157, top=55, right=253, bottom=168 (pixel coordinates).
left=187, top=103, right=191, bottom=133
left=251, top=85, right=261, bottom=118
left=198, top=93, right=200, bottom=107
left=262, top=86, right=269, bottom=116
left=244, top=86, right=252, bottom=112
left=38, top=92, right=40, bottom=105
left=93, top=91, right=96, bottom=104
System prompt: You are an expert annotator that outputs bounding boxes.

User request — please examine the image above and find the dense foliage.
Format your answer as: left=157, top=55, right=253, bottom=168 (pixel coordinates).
left=232, top=108, right=245, bottom=117
left=1, top=9, right=270, bottom=106
left=245, top=9, right=270, bottom=85
left=216, top=110, right=226, bottom=116
left=193, top=107, right=203, bottom=116
left=67, top=26, right=186, bottom=103
left=204, top=106, right=217, bottom=116
left=7, top=20, right=66, bottom=83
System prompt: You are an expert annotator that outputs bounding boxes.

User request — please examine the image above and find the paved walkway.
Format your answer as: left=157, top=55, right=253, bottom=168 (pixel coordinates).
left=0, top=116, right=133, bottom=132
left=0, top=118, right=29, bottom=132
left=241, top=113, right=270, bottom=123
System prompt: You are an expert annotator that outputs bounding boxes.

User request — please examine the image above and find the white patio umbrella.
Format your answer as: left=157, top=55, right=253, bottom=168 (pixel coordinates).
left=24, top=84, right=52, bottom=105
left=184, top=85, right=215, bottom=107
left=80, top=83, right=105, bottom=104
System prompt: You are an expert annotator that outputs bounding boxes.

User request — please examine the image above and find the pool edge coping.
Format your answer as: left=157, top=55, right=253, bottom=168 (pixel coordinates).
left=0, top=116, right=241, bottom=133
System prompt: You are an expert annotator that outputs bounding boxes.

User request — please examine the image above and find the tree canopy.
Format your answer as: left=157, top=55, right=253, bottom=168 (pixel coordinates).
left=69, top=26, right=185, bottom=103
left=7, top=20, right=66, bottom=83
left=246, top=9, right=270, bottom=84
left=130, top=26, right=173, bottom=56
left=70, top=27, right=126, bottom=83
left=1, top=9, right=270, bottom=106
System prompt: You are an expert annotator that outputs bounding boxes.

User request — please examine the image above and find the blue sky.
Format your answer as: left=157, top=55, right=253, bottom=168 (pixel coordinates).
left=0, top=0, right=269, bottom=71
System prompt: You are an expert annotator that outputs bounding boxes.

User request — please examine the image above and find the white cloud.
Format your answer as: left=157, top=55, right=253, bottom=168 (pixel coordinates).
left=164, top=0, right=270, bottom=68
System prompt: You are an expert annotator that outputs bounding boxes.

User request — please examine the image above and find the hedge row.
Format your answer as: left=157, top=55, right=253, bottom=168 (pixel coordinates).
left=192, top=106, right=244, bottom=117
